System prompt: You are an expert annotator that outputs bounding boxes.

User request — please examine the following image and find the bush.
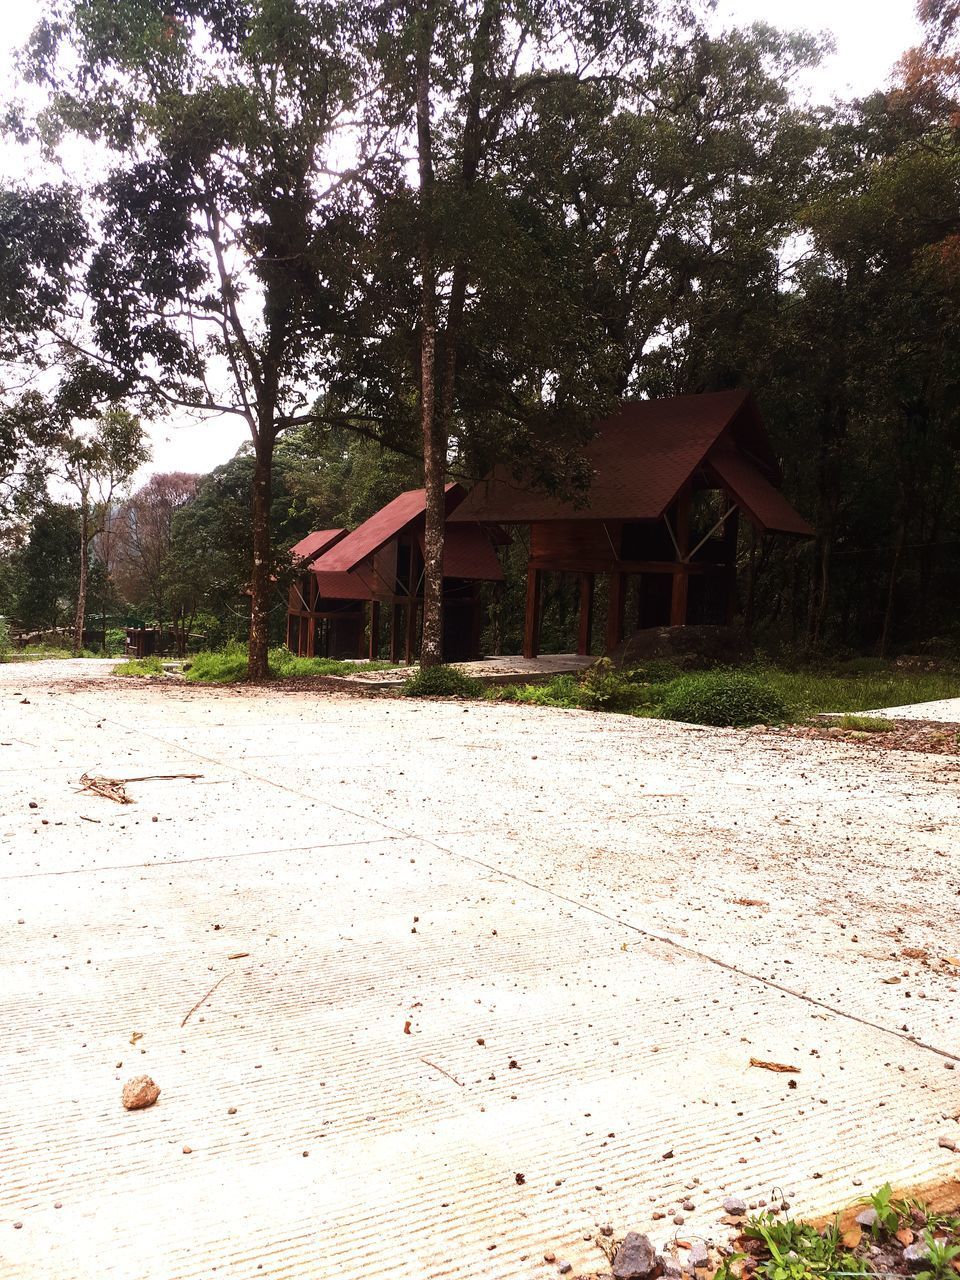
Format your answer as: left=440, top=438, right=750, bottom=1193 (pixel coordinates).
left=113, top=656, right=165, bottom=678
left=0, top=617, right=10, bottom=661
left=184, top=640, right=249, bottom=683
left=577, top=659, right=650, bottom=712
left=402, top=663, right=480, bottom=698
left=491, top=674, right=581, bottom=707
left=659, top=670, right=789, bottom=727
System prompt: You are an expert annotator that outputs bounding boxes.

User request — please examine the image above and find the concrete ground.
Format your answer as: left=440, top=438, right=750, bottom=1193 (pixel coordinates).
left=864, top=697, right=960, bottom=722
left=1, top=660, right=959, bottom=1280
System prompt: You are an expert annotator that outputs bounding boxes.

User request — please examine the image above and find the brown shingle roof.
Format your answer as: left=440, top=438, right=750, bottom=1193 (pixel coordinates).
left=313, top=484, right=463, bottom=573
left=707, top=450, right=813, bottom=537
left=449, top=391, right=792, bottom=525
left=289, top=529, right=347, bottom=563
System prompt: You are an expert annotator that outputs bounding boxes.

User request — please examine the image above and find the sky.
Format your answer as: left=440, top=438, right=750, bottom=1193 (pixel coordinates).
left=0, top=0, right=925, bottom=488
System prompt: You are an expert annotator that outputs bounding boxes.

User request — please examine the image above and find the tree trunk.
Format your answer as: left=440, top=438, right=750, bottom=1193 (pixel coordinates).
left=248, top=443, right=273, bottom=679
left=73, top=495, right=89, bottom=656
left=878, top=517, right=906, bottom=657
left=416, top=4, right=444, bottom=669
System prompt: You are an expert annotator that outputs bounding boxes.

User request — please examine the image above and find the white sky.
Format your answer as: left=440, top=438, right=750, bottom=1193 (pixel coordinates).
left=0, top=0, right=924, bottom=489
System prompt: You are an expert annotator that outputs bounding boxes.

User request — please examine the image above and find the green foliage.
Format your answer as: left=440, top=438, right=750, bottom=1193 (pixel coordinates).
left=0, top=616, right=10, bottom=659
left=184, top=642, right=395, bottom=684
left=659, top=670, right=790, bottom=726
left=916, top=1233, right=960, bottom=1280
left=402, top=665, right=481, bottom=699
left=835, top=713, right=896, bottom=732
left=113, top=655, right=164, bottom=677
left=863, top=1183, right=902, bottom=1237
left=734, top=1214, right=867, bottom=1280
left=760, top=667, right=960, bottom=717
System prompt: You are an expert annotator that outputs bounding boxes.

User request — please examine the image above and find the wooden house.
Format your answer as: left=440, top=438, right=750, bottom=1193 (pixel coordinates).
left=286, top=485, right=505, bottom=663
left=448, top=390, right=813, bottom=658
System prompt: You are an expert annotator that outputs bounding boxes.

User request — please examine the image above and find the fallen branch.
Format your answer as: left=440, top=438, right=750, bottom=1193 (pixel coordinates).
left=420, top=1057, right=465, bottom=1087
left=181, top=973, right=230, bottom=1028
left=77, top=772, right=203, bottom=804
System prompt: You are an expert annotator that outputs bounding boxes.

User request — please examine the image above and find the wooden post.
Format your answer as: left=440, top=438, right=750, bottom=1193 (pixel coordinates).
left=469, top=582, right=483, bottom=660
left=670, top=480, right=692, bottom=627
left=578, top=573, right=595, bottom=656
left=390, top=603, right=402, bottom=663
left=306, top=614, right=315, bottom=658
left=605, top=571, right=626, bottom=651
left=723, top=508, right=740, bottom=624
left=368, top=601, right=380, bottom=660
left=523, top=566, right=542, bottom=659
left=405, top=598, right=417, bottom=664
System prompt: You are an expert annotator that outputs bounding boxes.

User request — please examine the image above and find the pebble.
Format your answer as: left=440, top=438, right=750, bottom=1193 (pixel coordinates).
left=559, top=1265, right=572, bottom=1276
left=544, top=1252, right=556, bottom=1264
left=227, top=1107, right=237, bottom=1115
left=182, top=1146, right=192, bottom=1155
left=723, top=1197, right=747, bottom=1215
left=690, top=1244, right=710, bottom=1269
left=673, top=1215, right=685, bottom=1226
left=600, top=1225, right=614, bottom=1237
left=938, top=1137, right=958, bottom=1151
left=121, top=1076, right=160, bottom=1111
left=681, top=1200, right=695, bottom=1211
left=663, top=1258, right=683, bottom=1278
left=13, top=1222, right=22, bottom=1230
left=904, top=1241, right=931, bottom=1266
left=856, top=1208, right=877, bottom=1227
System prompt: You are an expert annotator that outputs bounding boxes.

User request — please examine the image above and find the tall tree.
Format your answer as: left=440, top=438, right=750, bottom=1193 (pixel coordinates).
left=62, top=408, right=147, bottom=653
left=25, top=0, right=368, bottom=676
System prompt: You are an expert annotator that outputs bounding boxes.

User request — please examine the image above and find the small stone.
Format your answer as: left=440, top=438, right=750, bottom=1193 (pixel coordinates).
left=227, top=1107, right=237, bottom=1115
left=182, top=1146, right=192, bottom=1154
left=13, top=1222, right=23, bottom=1229
left=613, top=1232, right=662, bottom=1280
left=652, top=1211, right=666, bottom=1221
left=856, top=1208, right=877, bottom=1228
left=938, top=1137, right=958, bottom=1151
left=601, top=1225, right=614, bottom=1237
left=690, top=1244, right=710, bottom=1269
left=559, top=1265, right=572, bottom=1276
left=723, top=1197, right=747, bottom=1216
left=54, top=1203, right=62, bottom=1210
left=682, top=1200, right=695, bottom=1212
left=852, top=1179, right=863, bottom=1187
left=944, top=1062, right=955, bottom=1070
left=544, top=1252, right=556, bottom=1264
left=121, top=1076, right=160, bottom=1111
left=673, top=1215, right=685, bottom=1226
left=904, top=1242, right=931, bottom=1267
left=663, top=1258, right=683, bottom=1279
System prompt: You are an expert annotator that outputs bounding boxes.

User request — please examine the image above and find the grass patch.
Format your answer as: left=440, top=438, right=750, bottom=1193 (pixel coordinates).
left=760, top=668, right=959, bottom=718
left=402, top=664, right=481, bottom=698
left=113, top=656, right=165, bottom=678
left=184, top=642, right=396, bottom=684
left=834, top=713, right=897, bottom=732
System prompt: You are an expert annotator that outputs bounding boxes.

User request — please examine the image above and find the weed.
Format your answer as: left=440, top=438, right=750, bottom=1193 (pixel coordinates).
left=184, top=643, right=395, bottom=684
left=863, top=1183, right=902, bottom=1237
left=834, top=714, right=897, bottom=732
left=113, top=656, right=165, bottom=678
left=736, top=1214, right=866, bottom=1280
left=916, top=1232, right=960, bottom=1280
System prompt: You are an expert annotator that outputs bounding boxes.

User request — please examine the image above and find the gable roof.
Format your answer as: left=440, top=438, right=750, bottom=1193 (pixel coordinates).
left=449, top=391, right=794, bottom=525
left=289, top=529, right=347, bottom=564
left=313, top=483, right=464, bottom=573
left=708, top=450, right=813, bottom=537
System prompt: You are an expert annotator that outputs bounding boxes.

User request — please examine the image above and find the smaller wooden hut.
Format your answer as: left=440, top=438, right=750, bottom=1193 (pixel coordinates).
left=449, top=390, right=813, bottom=658
left=286, top=485, right=505, bottom=663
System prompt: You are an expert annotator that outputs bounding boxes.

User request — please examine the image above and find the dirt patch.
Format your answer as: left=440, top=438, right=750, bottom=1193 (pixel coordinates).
left=774, top=719, right=960, bottom=756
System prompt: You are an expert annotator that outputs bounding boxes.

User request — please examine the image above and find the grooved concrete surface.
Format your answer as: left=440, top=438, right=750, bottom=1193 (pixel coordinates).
left=1, top=661, right=959, bottom=1280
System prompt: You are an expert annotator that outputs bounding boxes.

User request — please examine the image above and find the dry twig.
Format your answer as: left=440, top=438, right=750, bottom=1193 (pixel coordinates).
left=420, top=1057, right=465, bottom=1087
left=181, top=973, right=230, bottom=1028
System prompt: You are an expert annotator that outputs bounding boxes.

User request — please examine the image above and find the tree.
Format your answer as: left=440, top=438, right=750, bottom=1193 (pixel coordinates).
left=11, top=503, right=80, bottom=634
left=62, top=409, right=147, bottom=653
left=25, top=0, right=369, bottom=676
left=112, top=472, right=199, bottom=654
left=0, top=186, right=87, bottom=523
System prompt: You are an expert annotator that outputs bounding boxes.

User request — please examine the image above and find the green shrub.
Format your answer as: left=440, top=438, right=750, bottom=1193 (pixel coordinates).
left=0, top=617, right=11, bottom=661
left=113, top=656, right=165, bottom=678
left=659, top=669, right=789, bottom=726
left=402, top=663, right=480, bottom=698
left=577, top=659, right=650, bottom=712
left=491, top=674, right=581, bottom=707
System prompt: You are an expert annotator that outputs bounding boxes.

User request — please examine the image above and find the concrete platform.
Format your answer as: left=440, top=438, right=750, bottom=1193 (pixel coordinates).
left=1, top=660, right=958, bottom=1280
left=337, top=653, right=595, bottom=688
left=861, top=698, right=960, bottom=723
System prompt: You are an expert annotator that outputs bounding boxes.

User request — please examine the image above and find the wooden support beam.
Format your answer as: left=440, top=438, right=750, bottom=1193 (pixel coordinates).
left=307, top=615, right=316, bottom=659
left=529, top=556, right=707, bottom=575
left=390, top=603, right=402, bottom=663
left=605, top=571, right=626, bottom=651
left=368, top=601, right=380, bottom=661
left=578, top=573, right=595, bottom=656
left=523, top=566, right=542, bottom=659
left=405, top=598, right=417, bottom=664
left=670, top=480, right=693, bottom=627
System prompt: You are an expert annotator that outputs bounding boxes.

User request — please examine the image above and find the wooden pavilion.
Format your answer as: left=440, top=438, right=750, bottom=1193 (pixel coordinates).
left=286, top=484, right=505, bottom=663
left=449, top=390, right=813, bottom=658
